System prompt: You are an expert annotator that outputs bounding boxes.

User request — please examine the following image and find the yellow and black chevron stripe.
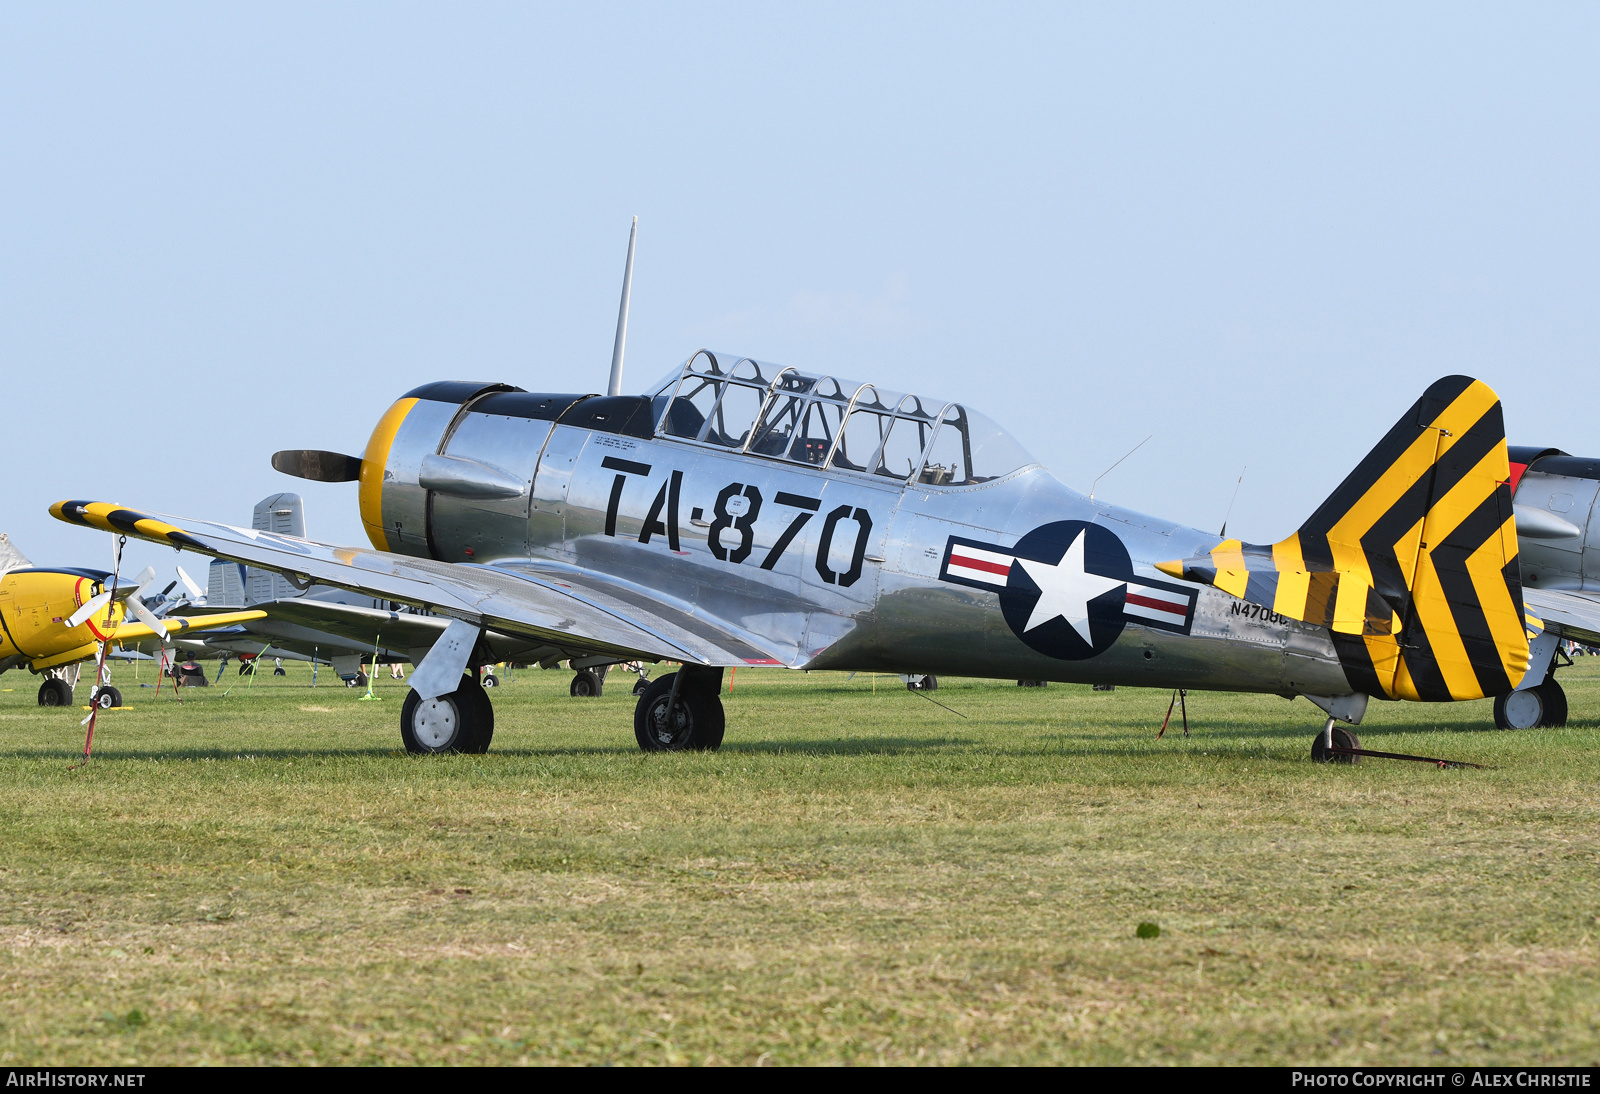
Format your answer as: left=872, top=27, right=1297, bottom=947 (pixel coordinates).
left=1157, top=375, right=1527, bottom=702
left=49, top=500, right=210, bottom=551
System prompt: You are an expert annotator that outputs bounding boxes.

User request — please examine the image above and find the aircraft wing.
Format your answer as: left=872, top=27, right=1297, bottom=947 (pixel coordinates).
left=1523, top=588, right=1600, bottom=648
left=51, top=500, right=783, bottom=666
left=106, top=610, right=268, bottom=645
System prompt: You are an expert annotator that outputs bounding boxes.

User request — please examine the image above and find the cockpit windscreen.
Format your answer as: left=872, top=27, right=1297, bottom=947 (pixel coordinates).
left=646, top=351, right=1036, bottom=486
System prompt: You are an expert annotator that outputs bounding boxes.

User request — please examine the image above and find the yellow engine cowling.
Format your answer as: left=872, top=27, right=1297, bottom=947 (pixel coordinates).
left=0, top=569, right=124, bottom=666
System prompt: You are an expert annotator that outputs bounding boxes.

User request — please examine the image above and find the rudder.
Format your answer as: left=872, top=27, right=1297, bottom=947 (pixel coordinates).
left=1159, top=376, right=1527, bottom=701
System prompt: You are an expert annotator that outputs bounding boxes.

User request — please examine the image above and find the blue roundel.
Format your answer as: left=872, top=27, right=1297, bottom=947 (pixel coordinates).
left=999, top=520, right=1134, bottom=660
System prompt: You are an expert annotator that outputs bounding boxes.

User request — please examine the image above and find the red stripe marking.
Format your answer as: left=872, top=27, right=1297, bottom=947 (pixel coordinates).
left=1126, top=593, right=1186, bottom=617
left=950, top=553, right=1012, bottom=576
left=1507, top=461, right=1529, bottom=494
left=743, top=658, right=781, bottom=665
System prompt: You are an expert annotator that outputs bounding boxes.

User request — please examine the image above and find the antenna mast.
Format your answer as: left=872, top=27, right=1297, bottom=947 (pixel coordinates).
left=1088, top=435, right=1152, bottom=502
left=606, top=216, right=638, bottom=397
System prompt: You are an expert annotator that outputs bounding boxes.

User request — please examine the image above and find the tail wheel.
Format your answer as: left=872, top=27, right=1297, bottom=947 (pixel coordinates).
left=570, top=669, right=604, bottom=697
left=400, top=677, right=493, bottom=755
left=38, top=679, right=71, bottom=707
left=634, top=672, right=725, bottom=752
left=1311, top=725, right=1361, bottom=763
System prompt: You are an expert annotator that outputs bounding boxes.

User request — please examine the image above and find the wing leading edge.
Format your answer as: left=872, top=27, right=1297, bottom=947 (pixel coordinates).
left=50, top=500, right=786, bottom=668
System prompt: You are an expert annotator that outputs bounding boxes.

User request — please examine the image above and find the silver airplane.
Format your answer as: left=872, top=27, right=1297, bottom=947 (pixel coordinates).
left=51, top=350, right=1543, bottom=760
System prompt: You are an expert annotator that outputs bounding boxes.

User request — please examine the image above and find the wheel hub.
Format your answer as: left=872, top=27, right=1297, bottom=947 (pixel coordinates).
left=412, top=697, right=459, bottom=749
left=652, top=699, right=688, bottom=746
left=1503, top=688, right=1542, bottom=730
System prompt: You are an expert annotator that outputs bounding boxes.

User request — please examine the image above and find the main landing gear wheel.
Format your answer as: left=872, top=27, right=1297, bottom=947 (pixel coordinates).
left=1311, top=722, right=1361, bottom=764
left=90, top=686, right=123, bottom=710
left=570, top=668, right=604, bottom=697
left=482, top=673, right=498, bottom=688
left=400, top=675, right=494, bottom=755
left=345, top=672, right=368, bottom=689
left=1494, top=678, right=1567, bottom=729
left=906, top=674, right=938, bottom=691
left=634, top=672, right=725, bottom=752
left=38, top=679, right=72, bottom=707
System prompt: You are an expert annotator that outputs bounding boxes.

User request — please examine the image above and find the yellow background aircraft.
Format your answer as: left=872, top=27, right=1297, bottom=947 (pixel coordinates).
left=0, top=536, right=264, bottom=707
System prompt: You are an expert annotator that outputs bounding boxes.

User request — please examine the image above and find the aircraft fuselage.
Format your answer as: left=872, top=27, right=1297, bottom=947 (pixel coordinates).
left=361, top=381, right=1351, bottom=697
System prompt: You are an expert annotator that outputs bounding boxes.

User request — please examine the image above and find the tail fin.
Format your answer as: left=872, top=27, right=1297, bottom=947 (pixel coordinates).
left=1158, top=375, right=1527, bottom=701
left=0, top=533, right=29, bottom=576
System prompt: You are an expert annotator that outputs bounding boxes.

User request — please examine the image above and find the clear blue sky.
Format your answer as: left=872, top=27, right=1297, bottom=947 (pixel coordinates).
left=4, top=3, right=1597, bottom=582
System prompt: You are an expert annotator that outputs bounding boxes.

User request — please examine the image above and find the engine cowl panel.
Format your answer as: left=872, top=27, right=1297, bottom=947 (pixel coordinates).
left=1509, top=447, right=1600, bottom=594
left=359, top=382, right=659, bottom=563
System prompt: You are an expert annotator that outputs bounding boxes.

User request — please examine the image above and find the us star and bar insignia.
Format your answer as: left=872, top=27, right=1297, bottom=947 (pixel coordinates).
left=940, top=520, right=1197, bottom=661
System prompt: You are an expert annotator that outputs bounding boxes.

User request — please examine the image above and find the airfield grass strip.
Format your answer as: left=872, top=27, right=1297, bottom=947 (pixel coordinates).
left=0, top=664, right=1596, bottom=1064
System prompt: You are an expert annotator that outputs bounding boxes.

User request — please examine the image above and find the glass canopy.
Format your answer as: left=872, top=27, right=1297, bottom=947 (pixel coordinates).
left=646, top=351, right=1035, bottom=486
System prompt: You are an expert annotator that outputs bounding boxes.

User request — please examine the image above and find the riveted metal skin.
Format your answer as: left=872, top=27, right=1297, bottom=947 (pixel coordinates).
left=351, top=353, right=1359, bottom=696
left=60, top=354, right=1544, bottom=720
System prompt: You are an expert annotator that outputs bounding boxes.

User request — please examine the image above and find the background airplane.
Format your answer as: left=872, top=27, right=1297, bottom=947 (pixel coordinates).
left=0, top=533, right=264, bottom=709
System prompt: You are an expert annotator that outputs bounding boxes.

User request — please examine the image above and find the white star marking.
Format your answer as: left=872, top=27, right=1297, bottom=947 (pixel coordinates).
left=1015, top=530, right=1127, bottom=644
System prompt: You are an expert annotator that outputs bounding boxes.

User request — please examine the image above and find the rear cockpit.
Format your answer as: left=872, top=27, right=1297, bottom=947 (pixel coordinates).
left=647, top=350, right=1037, bottom=487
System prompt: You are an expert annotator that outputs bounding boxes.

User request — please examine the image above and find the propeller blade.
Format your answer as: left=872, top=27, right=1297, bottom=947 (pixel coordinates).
left=127, top=595, right=170, bottom=640
left=160, top=581, right=177, bottom=596
left=176, top=566, right=204, bottom=600
left=67, top=590, right=113, bottom=629
left=132, top=566, right=157, bottom=596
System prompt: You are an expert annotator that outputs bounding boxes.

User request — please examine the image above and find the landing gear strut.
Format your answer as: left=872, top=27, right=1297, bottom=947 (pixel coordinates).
left=400, top=675, right=494, bottom=755
left=634, top=667, right=725, bottom=751
left=1311, top=717, right=1361, bottom=764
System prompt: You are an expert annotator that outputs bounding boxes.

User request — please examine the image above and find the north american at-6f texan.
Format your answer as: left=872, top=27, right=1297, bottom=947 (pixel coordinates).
left=53, top=325, right=1595, bottom=760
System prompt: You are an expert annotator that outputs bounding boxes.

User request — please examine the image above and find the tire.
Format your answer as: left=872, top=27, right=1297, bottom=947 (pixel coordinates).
left=38, top=679, right=71, bottom=707
left=1537, top=678, right=1567, bottom=728
left=1493, top=687, right=1544, bottom=730
left=633, top=672, right=725, bottom=752
left=632, top=676, right=650, bottom=696
left=1311, top=725, right=1361, bottom=764
left=1017, top=680, right=1048, bottom=688
left=91, top=686, right=123, bottom=710
left=906, top=674, right=938, bottom=691
left=400, top=681, right=491, bottom=755
left=482, top=674, right=498, bottom=688
left=455, top=675, right=494, bottom=753
left=570, top=669, right=603, bottom=697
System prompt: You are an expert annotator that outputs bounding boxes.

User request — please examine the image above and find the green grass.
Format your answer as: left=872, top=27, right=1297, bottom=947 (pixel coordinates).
left=0, top=658, right=1597, bottom=1065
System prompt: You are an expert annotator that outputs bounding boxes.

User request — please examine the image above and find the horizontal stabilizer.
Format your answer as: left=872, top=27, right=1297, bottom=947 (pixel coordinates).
left=1158, top=375, right=1527, bottom=702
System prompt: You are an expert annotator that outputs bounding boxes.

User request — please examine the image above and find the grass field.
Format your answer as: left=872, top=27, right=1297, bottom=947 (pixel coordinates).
left=0, top=658, right=1597, bottom=1066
